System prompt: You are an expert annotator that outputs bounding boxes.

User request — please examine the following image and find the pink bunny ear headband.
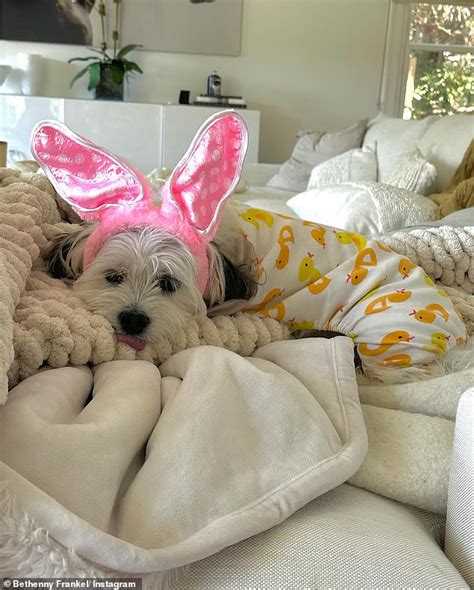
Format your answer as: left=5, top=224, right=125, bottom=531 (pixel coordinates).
left=31, top=110, right=249, bottom=294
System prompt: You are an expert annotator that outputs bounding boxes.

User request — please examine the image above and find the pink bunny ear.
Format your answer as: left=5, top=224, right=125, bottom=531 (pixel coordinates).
left=163, top=110, right=248, bottom=237
left=31, top=120, right=145, bottom=220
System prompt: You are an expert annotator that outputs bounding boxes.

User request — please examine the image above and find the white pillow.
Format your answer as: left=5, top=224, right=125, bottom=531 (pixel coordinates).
left=243, top=198, right=296, bottom=217
left=363, top=113, right=435, bottom=182
left=385, top=149, right=437, bottom=195
left=267, top=120, right=368, bottom=192
left=307, top=146, right=377, bottom=190
left=287, top=182, right=438, bottom=236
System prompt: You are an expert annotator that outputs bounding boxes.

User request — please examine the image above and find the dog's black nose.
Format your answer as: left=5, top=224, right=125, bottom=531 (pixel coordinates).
left=118, top=310, right=150, bottom=335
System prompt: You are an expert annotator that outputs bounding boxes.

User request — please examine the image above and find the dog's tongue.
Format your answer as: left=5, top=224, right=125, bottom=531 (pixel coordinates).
left=115, top=333, right=146, bottom=351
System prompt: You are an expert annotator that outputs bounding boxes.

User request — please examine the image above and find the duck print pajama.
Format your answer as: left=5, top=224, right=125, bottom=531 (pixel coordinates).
left=233, top=203, right=467, bottom=369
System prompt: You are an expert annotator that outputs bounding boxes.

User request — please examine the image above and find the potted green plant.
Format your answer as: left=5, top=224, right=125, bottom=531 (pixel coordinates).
left=68, top=0, right=143, bottom=100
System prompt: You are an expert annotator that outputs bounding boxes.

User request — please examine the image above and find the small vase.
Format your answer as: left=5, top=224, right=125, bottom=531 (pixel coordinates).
left=94, top=64, right=124, bottom=101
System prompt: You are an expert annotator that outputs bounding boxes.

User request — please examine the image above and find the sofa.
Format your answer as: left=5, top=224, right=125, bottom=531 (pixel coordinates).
left=238, top=113, right=473, bottom=234
left=177, top=395, right=474, bottom=588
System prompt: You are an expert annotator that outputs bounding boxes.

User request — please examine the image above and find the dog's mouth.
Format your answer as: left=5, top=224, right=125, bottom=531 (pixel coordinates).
left=115, top=332, right=147, bottom=351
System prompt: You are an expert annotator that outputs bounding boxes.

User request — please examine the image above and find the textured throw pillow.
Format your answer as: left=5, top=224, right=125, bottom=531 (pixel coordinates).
left=307, top=146, right=377, bottom=190
left=363, top=113, right=435, bottom=182
left=386, top=149, right=437, bottom=195
left=267, top=119, right=368, bottom=192
left=286, top=182, right=438, bottom=236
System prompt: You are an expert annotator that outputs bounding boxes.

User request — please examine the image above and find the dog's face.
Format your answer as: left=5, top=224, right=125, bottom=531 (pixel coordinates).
left=45, top=221, right=257, bottom=350
left=75, top=228, right=206, bottom=349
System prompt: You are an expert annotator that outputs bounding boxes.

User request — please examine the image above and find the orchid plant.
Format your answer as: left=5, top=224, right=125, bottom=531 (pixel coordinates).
left=66, top=0, right=143, bottom=98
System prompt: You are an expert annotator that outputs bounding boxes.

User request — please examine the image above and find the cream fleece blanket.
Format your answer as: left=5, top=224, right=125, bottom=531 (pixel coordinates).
left=0, top=339, right=367, bottom=576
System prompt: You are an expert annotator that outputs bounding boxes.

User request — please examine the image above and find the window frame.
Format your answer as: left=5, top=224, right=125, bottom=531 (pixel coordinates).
left=380, top=1, right=473, bottom=118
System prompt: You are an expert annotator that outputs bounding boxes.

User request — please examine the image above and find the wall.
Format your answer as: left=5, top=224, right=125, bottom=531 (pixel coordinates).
left=0, top=0, right=390, bottom=163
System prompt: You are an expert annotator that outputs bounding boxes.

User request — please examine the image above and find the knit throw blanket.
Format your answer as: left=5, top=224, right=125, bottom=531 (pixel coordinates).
left=1, top=168, right=474, bottom=403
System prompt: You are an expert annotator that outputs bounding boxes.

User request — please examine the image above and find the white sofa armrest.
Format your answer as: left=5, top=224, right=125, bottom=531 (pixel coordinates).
left=242, top=163, right=281, bottom=187
left=445, top=388, right=474, bottom=587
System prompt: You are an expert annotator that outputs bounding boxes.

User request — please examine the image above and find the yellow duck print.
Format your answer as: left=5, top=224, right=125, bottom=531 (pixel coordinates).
left=358, top=330, right=414, bottom=357
left=379, top=353, right=412, bottom=367
left=409, top=303, right=450, bottom=323
left=423, top=274, right=435, bottom=287
left=333, top=230, right=367, bottom=252
left=275, top=225, right=295, bottom=270
left=288, top=319, right=315, bottom=332
left=243, top=288, right=286, bottom=321
left=240, top=208, right=274, bottom=230
left=364, top=288, right=412, bottom=315
left=276, top=212, right=295, bottom=221
left=424, top=274, right=449, bottom=297
left=346, top=248, right=377, bottom=286
left=303, top=221, right=327, bottom=248
left=376, top=240, right=392, bottom=253
left=398, top=258, right=417, bottom=279
left=298, top=252, right=331, bottom=294
left=354, top=279, right=386, bottom=306
left=254, top=256, right=266, bottom=280
left=423, top=333, right=451, bottom=355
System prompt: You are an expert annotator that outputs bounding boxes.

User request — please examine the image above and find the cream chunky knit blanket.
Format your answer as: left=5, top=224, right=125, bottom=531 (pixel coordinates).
left=383, top=227, right=474, bottom=295
left=1, top=168, right=474, bottom=403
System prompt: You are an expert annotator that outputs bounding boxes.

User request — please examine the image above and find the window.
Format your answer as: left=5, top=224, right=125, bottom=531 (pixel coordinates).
left=381, top=1, right=473, bottom=119
left=404, top=3, right=473, bottom=119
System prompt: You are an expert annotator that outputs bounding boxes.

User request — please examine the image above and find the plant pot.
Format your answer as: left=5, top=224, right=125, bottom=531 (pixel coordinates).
left=94, top=64, right=123, bottom=101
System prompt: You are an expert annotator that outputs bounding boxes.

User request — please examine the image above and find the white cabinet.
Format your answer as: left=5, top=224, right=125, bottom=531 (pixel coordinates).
left=0, top=96, right=260, bottom=173
left=160, top=105, right=260, bottom=169
left=64, top=100, right=162, bottom=174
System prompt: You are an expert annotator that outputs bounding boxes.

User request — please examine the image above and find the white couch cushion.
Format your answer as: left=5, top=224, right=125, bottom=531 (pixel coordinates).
left=242, top=163, right=281, bottom=187
left=267, top=120, right=368, bottom=192
left=287, top=182, right=438, bottom=235
left=176, top=485, right=466, bottom=589
left=446, top=389, right=474, bottom=588
left=417, top=114, right=473, bottom=192
left=363, top=113, right=435, bottom=183
left=386, top=149, right=437, bottom=195
left=231, top=186, right=297, bottom=214
left=307, top=146, right=377, bottom=189
left=241, top=198, right=296, bottom=217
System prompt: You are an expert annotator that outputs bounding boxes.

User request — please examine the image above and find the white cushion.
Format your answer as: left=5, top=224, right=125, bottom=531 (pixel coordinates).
left=307, top=146, right=377, bottom=190
left=176, top=484, right=466, bottom=589
left=417, top=114, right=473, bottom=192
left=386, top=149, right=437, bottom=196
left=267, top=120, right=368, bottom=192
left=287, top=182, right=438, bottom=235
left=363, top=113, right=435, bottom=182
left=242, top=198, right=296, bottom=217
left=446, top=389, right=474, bottom=588
left=241, top=163, right=281, bottom=187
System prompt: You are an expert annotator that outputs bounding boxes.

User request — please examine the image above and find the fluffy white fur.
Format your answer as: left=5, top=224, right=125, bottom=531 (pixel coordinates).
left=0, top=484, right=185, bottom=588
left=74, top=228, right=207, bottom=343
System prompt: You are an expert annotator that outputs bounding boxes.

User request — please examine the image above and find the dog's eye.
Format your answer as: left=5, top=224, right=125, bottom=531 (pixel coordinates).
left=105, top=271, right=125, bottom=285
left=156, top=275, right=180, bottom=293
